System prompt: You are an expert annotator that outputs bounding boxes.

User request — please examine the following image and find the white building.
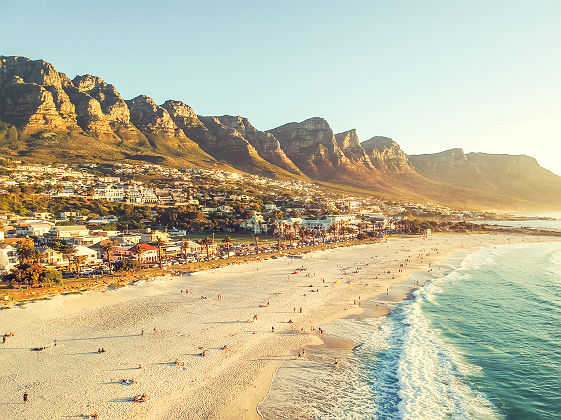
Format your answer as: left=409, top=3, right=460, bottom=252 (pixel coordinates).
left=15, top=221, right=54, bottom=237
left=0, top=245, right=18, bottom=273
left=241, top=215, right=268, bottom=234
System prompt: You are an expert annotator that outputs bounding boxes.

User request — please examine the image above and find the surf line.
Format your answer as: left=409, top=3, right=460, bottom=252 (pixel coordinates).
left=256, top=357, right=286, bottom=419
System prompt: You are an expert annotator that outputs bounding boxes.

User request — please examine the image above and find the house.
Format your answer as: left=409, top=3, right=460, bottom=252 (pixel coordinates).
left=50, top=225, right=89, bottom=239
left=36, top=246, right=64, bottom=266
left=73, top=236, right=104, bottom=246
left=0, top=244, right=18, bottom=273
left=302, top=219, right=333, bottom=232
left=241, top=215, right=268, bottom=234
left=58, top=211, right=80, bottom=220
left=88, top=215, right=119, bottom=225
left=112, top=233, right=142, bottom=246
left=139, top=229, right=170, bottom=243
left=74, top=245, right=102, bottom=266
left=181, top=240, right=203, bottom=254
left=128, top=243, right=158, bottom=264
left=15, top=221, right=54, bottom=237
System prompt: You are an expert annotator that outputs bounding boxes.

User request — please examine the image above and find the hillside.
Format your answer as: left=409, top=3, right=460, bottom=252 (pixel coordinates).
left=1, top=55, right=561, bottom=210
left=410, top=149, right=561, bottom=209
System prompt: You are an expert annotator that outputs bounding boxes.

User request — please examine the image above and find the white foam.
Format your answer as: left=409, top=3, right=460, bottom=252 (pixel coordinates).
left=395, top=297, right=499, bottom=419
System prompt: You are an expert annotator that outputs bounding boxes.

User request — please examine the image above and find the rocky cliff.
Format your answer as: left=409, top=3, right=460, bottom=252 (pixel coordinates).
left=361, top=136, right=415, bottom=173
left=334, top=129, right=373, bottom=167
left=410, top=149, right=561, bottom=205
left=0, top=56, right=76, bottom=131
left=211, top=116, right=302, bottom=175
left=268, top=117, right=351, bottom=178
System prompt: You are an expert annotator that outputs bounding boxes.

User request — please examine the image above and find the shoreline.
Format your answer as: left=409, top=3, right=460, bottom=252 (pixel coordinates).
left=254, top=234, right=560, bottom=419
left=0, top=232, right=558, bottom=419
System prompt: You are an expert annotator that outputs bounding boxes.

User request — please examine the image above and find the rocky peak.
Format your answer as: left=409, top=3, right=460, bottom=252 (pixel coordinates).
left=126, top=95, right=185, bottom=137
left=162, top=100, right=200, bottom=124
left=210, top=115, right=301, bottom=174
left=0, top=56, right=76, bottom=131
left=268, top=117, right=350, bottom=178
left=72, top=75, right=130, bottom=125
left=334, top=129, right=373, bottom=167
left=361, top=136, right=414, bottom=173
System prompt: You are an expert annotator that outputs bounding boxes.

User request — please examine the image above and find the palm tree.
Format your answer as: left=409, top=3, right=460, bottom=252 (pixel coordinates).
left=293, top=221, right=301, bottom=240
left=62, top=245, right=77, bottom=272
left=181, top=240, right=190, bottom=262
left=328, top=224, right=337, bottom=241
left=72, top=255, right=87, bottom=277
left=299, top=227, right=308, bottom=246
left=272, top=223, right=283, bottom=252
left=131, top=244, right=145, bottom=269
left=100, top=240, right=117, bottom=274
left=222, top=235, right=232, bottom=258
left=201, top=236, right=212, bottom=261
left=154, top=237, right=166, bottom=268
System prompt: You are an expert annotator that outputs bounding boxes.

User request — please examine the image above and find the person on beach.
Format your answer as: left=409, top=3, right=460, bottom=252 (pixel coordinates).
left=271, top=326, right=275, bottom=333
left=334, top=358, right=338, bottom=366
left=23, top=392, right=28, bottom=404
left=299, top=307, right=302, bottom=313
left=141, top=329, right=144, bottom=336
left=154, top=327, right=157, bottom=335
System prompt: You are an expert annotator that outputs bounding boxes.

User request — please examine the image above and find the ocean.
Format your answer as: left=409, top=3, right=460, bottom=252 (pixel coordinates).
left=472, top=212, right=561, bottom=232
left=259, top=241, right=561, bottom=419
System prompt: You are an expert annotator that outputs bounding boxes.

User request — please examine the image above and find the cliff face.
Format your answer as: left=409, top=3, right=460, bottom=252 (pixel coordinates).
left=0, top=56, right=76, bottom=131
left=410, top=149, right=561, bottom=206
left=361, top=136, right=415, bottom=173
left=268, top=117, right=350, bottom=178
left=212, top=115, right=302, bottom=175
left=70, top=75, right=131, bottom=134
left=334, top=129, right=373, bottom=167
left=126, top=95, right=186, bottom=138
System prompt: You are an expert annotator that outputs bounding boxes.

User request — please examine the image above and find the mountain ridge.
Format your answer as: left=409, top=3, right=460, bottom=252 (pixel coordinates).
left=1, top=55, right=561, bottom=210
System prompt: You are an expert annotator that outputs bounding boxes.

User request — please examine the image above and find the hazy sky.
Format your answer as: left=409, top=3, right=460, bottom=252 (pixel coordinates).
left=2, top=0, right=560, bottom=174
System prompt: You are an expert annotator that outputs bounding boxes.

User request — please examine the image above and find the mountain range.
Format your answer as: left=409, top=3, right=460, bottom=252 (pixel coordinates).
left=1, top=55, right=560, bottom=211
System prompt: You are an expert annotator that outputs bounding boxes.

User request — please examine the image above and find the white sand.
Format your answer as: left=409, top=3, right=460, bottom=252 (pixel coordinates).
left=0, top=233, right=547, bottom=419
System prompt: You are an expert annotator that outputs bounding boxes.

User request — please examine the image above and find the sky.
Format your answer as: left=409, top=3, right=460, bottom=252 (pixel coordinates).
left=1, top=0, right=560, bottom=174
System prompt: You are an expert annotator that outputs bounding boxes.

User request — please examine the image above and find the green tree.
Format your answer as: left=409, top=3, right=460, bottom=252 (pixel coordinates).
left=62, top=245, right=77, bottom=271
left=114, top=259, right=140, bottom=272
left=201, top=236, right=213, bottom=261
left=154, top=237, right=166, bottom=268
left=15, top=238, right=36, bottom=264
left=130, top=244, right=145, bottom=269
left=222, top=235, right=232, bottom=258
left=44, top=268, right=62, bottom=285
left=100, top=240, right=117, bottom=274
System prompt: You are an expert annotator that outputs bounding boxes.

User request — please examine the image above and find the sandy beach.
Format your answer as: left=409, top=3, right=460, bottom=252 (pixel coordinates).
left=0, top=233, right=550, bottom=419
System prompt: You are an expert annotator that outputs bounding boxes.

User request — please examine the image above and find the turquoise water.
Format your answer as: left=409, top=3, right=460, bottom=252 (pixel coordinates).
left=421, top=243, right=561, bottom=419
left=260, top=242, right=561, bottom=419
left=367, top=242, right=561, bottom=419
